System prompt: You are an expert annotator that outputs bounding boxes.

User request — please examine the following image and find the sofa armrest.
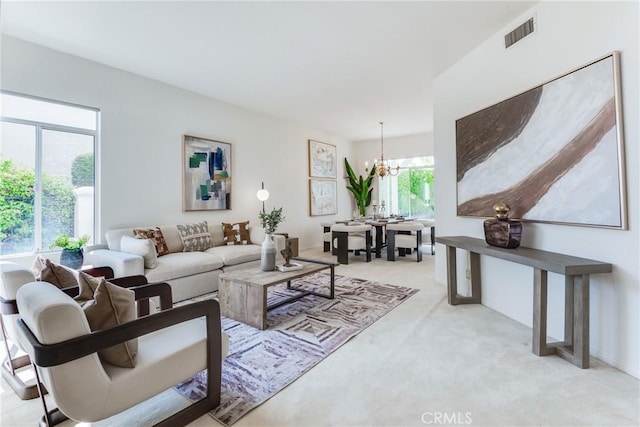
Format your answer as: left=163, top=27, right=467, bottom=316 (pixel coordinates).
left=84, top=243, right=108, bottom=252
left=85, top=249, right=144, bottom=278
left=249, top=226, right=266, bottom=245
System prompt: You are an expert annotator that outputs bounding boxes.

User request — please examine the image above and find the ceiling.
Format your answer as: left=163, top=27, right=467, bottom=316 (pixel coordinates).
left=1, top=1, right=536, bottom=141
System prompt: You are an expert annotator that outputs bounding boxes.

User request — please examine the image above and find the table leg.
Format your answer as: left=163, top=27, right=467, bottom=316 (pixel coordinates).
left=220, top=278, right=267, bottom=330
left=469, top=251, right=481, bottom=303
left=564, top=275, right=574, bottom=347
left=446, top=245, right=457, bottom=305
left=430, top=226, right=435, bottom=255
left=375, top=225, right=383, bottom=258
left=533, top=268, right=554, bottom=356
left=573, top=274, right=590, bottom=368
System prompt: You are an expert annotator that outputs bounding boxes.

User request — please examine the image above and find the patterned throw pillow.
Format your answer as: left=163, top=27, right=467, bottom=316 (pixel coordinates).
left=222, top=221, right=251, bottom=245
left=176, top=221, right=213, bottom=252
left=133, top=227, right=169, bottom=256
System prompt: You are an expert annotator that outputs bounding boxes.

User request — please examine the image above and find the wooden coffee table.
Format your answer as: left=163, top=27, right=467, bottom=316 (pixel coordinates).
left=218, top=257, right=337, bottom=330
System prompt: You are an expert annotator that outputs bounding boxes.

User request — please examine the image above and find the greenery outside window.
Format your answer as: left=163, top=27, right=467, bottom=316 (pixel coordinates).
left=0, top=92, right=99, bottom=256
left=377, top=156, right=434, bottom=219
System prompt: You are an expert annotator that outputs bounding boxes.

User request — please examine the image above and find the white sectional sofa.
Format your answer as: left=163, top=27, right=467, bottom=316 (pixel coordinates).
left=87, top=222, right=285, bottom=303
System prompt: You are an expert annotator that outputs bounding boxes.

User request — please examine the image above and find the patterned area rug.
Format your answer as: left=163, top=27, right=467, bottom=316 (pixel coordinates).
left=175, top=272, right=418, bottom=426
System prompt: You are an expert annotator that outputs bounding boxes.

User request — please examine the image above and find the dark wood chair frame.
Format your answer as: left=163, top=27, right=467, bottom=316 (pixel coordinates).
left=0, top=267, right=117, bottom=400
left=16, top=277, right=223, bottom=427
left=331, top=229, right=372, bottom=264
left=0, top=304, right=37, bottom=399
left=386, top=229, right=423, bottom=262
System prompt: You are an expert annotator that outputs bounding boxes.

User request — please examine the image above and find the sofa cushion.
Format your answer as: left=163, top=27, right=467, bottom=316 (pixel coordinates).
left=31, top=256, right=78, bottom=289
left=133, top=227, right=169, bottom=257
left=121, top=236, right=158, bottom=269
left=205, top=244, right=261, bottom=266
left=209, top=223, right=225, bottom=246
left=81, top=279, right=138, bottom=368
left=144, top=252, right=224, bottom=283
left=176, top=221, right=213, bottom=252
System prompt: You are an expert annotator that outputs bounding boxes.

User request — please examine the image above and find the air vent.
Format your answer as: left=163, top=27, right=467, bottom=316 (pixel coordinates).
left=504, top=17, right=535, bottom=48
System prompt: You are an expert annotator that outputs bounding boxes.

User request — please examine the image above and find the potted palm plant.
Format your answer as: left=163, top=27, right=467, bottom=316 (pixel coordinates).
left=49, top=233, right=90, bottom=269
left=345, top=158, right=376, bottom=217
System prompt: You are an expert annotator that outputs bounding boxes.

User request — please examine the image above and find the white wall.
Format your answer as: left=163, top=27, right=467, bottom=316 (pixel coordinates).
left=1, top=36, right=354, bottom=250
left=434, top=2, right=639, bottom=377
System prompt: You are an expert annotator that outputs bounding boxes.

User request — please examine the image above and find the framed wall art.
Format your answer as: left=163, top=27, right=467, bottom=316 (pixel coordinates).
left=308, top=140, right=337, bottom=178
left=456, top=51, right=627, bottom=229
left=182, top=134, right=232, bottom=211
left=309, top=179, right=337, bottom=216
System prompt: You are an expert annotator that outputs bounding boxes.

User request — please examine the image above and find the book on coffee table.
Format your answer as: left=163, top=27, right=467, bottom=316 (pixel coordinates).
left=276, top=263, right=303, bottom=272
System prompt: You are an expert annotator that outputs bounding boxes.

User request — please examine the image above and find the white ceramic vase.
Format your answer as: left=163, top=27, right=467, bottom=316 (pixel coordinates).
left=261, top=233, right=276, bottom=271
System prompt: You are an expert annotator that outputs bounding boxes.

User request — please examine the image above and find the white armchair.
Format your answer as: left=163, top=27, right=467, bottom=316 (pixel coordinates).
left=331, top=223, right=373, bottom=264
left=386, top=221, right=425, bottom=262
left=16, top=280, right=228, bottom=426
left=0, top=261, right=39, bottom=400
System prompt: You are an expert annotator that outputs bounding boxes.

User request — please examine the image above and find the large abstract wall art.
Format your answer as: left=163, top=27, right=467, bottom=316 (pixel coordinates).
left=456, top=52, right=627, bottom=229
left=183, top=135, right=232, bottom=211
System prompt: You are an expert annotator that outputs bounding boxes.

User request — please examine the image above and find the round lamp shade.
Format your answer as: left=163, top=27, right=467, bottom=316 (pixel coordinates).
left=256, top=188, right=270, bottom=202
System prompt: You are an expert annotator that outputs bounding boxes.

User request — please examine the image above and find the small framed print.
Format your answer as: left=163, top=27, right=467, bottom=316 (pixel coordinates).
left=308, top=140, right=337, bottom=178
left=309, top=179, right=337, bottom=216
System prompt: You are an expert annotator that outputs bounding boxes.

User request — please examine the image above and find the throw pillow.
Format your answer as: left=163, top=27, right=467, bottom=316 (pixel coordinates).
left=133, top=227, right=169, bottom=256
left=222, top=222, right=238, bottom=245
left=236, top=221, right=251, bottom=244
left=176, top=221, right=213, bottom=252
left=120, top=235, right=158, bottom=269
left=31, top=256, right=78, bottom=289
left=31, top=255, right=47, bottom=279
left=75, top=271, right=102, bottom=301
left=82, top=279, right=138, bottom=368
left=222, top=221, right=251, bottom=245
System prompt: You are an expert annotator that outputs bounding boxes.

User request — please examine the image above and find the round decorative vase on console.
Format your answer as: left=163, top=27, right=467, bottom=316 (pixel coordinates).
left=483, top=203, right=522, bottom=249
left=261, top=233, right=276, bottom=271
left=60, top=248, right=84, bottom=269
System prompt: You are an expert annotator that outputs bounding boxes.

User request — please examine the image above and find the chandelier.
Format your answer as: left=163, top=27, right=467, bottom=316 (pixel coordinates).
left=365, top=121, right=399, bottom=178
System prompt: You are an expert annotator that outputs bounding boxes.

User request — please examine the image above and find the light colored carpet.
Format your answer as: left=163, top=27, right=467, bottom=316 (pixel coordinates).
left=2, top=247, right=638, bottom=427
left=175, top=273, right=418, bottom=426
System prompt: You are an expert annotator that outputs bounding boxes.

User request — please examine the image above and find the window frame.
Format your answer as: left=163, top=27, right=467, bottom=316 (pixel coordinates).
left=0, top=90, right=101, bottom=255
left=376, top=156, right=435, bottom=219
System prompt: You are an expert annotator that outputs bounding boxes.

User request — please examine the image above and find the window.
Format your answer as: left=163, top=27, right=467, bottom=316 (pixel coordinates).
left=377, top=156, right=434, bottom=219
left=0, top=92, right=99, bottom=256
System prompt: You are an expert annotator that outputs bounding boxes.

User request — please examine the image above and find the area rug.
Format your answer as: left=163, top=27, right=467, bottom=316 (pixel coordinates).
left=174, top=272, right=418, bottom=426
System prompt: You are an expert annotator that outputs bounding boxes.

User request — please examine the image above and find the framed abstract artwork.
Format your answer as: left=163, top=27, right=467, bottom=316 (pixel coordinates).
left=456, top=51, right=627, bottom=229
left=309, top=179, right=337, bottom=216
left=182, top=134, right=232, bottom=211
left=308, top=140, right=337, bottom=178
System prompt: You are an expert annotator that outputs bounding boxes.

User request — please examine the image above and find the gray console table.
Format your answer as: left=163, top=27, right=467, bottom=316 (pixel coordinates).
left=435, top=236, right=612, bottom=369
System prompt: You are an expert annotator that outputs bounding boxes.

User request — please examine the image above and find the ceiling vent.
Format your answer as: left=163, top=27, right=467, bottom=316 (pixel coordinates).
left=504, top=17, right=535, bottom=48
